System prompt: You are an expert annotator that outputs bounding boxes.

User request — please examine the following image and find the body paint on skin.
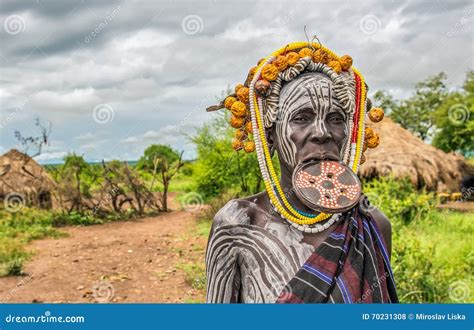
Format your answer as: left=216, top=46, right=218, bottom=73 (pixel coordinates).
left=276, top=72, right=349, bottom=167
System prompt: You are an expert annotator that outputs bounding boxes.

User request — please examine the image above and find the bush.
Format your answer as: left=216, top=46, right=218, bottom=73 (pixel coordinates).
left=50, top=212, right=103, bottom=227
left=190, top=112, right=263, bottom=200
left=0, top=237, right=28, bottom=276
left=363, top=176, right=473, bottom=303
left=5, top=257, right=25, bottom=276
left=363, top=176, right=435, bottom=225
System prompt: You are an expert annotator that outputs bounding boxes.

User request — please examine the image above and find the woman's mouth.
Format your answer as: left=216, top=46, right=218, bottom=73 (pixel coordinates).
left=302, top=154, right=340, bottom=164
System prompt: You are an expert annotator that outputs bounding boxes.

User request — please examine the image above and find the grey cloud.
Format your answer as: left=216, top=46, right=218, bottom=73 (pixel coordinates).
left=0, top=0, right=472, bottom=163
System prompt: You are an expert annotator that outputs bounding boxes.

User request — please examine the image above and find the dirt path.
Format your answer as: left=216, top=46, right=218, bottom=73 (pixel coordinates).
left=0, top=200, right=208, bottom=303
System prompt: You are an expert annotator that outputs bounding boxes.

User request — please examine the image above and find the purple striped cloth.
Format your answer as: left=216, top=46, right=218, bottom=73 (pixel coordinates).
left=276, top=207, right=398, bottom=303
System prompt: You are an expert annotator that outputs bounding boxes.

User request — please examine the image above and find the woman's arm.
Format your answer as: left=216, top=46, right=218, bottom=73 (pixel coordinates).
left=369, top=207, right=392, bottom=260
left=205, top=222, right=240, bottom=303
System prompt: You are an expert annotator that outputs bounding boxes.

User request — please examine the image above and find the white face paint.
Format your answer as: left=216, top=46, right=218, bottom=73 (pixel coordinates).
left=275, top=72, right=349, bottom=168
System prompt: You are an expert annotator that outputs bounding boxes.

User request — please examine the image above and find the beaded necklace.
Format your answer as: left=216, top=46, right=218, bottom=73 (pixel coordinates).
left=211, top=41, right=385, bottom=231
left=248, top=42, right=367, bottom=226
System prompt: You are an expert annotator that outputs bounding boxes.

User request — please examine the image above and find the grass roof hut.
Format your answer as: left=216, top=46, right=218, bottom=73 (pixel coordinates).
left=0, top=149, right=56, bottom=209
left=359, top=118, right=473, bottom=192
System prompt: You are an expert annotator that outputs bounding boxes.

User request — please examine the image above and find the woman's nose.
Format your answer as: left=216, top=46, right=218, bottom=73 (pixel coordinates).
left=310, top=120, right=331, bottom=144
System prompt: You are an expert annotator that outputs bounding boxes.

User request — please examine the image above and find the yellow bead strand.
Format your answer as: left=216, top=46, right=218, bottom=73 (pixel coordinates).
left=252, top=42, right=367, bottom=225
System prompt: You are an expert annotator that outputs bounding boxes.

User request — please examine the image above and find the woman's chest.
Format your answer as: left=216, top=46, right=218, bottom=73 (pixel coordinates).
left=231, top=220, right=317, bottom=302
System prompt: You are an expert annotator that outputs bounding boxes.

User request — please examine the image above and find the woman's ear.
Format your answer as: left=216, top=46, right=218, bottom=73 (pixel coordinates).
left=265, top=127, right=276, bottom=157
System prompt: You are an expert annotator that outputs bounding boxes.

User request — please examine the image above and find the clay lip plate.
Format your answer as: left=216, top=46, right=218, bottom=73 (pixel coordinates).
left=292, top=160, right=362, bottom=214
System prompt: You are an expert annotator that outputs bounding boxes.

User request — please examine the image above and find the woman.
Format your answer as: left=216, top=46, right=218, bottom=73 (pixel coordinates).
left=205, top=41, right=398, bottom=303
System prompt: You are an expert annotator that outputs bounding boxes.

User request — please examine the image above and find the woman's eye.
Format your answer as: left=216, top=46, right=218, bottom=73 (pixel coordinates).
left=292, top=116, right=309, bottom=123
left=328, top=113, right=345, bottom=124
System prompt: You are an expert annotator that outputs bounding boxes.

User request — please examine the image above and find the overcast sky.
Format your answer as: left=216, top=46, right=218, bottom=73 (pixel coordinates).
left=0, top=0, right=472, bottom=163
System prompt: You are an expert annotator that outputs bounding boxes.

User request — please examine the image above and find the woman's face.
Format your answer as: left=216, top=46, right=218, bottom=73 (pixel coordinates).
left=273, top=72, right=349, bottom=173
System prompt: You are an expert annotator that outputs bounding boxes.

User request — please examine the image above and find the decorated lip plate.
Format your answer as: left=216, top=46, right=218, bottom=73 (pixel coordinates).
left=292, top=160, right=362, bottom=214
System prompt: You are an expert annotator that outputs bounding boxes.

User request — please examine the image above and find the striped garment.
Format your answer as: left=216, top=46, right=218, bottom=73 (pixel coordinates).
left=276, top=208, right=398, bottom=303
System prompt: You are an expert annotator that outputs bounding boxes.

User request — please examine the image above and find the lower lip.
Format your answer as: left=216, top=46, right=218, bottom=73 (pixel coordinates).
left=304, top=156, right=331, bottom=163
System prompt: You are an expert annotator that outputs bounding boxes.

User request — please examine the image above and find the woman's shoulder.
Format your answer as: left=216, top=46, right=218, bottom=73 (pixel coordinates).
left=359, top=194, right=392, bottom=233
left=358, top=194, right=392, bottom=256
left=213, top=192, right=270, bottom=229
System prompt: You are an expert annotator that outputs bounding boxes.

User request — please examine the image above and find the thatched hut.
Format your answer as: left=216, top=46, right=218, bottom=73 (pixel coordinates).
left=0, top=149, right=56, bottom=209
left=359, top=118, right=473, bottom=192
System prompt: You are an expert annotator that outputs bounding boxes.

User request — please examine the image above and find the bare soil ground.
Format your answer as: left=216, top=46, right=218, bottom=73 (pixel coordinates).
left=0, top=197, right=208, bottom=303
left=437, top=200, right=474, bottom=212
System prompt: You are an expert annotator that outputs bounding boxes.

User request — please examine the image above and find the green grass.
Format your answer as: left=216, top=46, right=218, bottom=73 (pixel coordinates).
left=148, top=177, right=196, bottom=193
left=411, top=211, right=473, bottom=267
left=361, top=176, right=473, bottom=302
left=139, top=171, right=197, bottom=194
left=0, top=207, right=139, bottom=277
left=176, top=261, right=206, bottom=290
left=168, top=177, right=197, bottom=193
left=2, top=172, right=471, bottom=304
left=0, top=208, right=65, bottom=276
left=391, top=210, right=473, bottom=303
left=195, top=221, right=212, bottom=238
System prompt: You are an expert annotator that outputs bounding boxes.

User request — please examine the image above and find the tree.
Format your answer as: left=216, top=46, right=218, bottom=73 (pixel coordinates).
left=190, top=111, right=263, bottom=200
left=372, top=90, right=398, bottom=115
left=137, top=144, right=183, bottom=212
left=98, top=160, right=134, bottom=214
left=56, top=153, right=96, bottom=213
left=391, top=72, right=448, bottom=141
left=13, top=118, right=52, bottom=180
left=432, top=71, right=474, bottom=156
left=14, top=118, right=51, bottom=158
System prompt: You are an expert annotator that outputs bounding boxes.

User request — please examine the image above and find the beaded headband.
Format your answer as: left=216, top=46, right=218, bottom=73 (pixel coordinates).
left=207, top=41, right=384, bottom=226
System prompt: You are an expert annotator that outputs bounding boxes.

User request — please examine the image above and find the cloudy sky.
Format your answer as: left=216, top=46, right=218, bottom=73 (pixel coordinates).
left=0, top=0, right=472, bottom=163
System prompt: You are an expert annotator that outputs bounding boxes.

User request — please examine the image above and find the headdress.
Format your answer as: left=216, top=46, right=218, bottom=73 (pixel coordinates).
left=207, top=41, right=384, bottom=230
